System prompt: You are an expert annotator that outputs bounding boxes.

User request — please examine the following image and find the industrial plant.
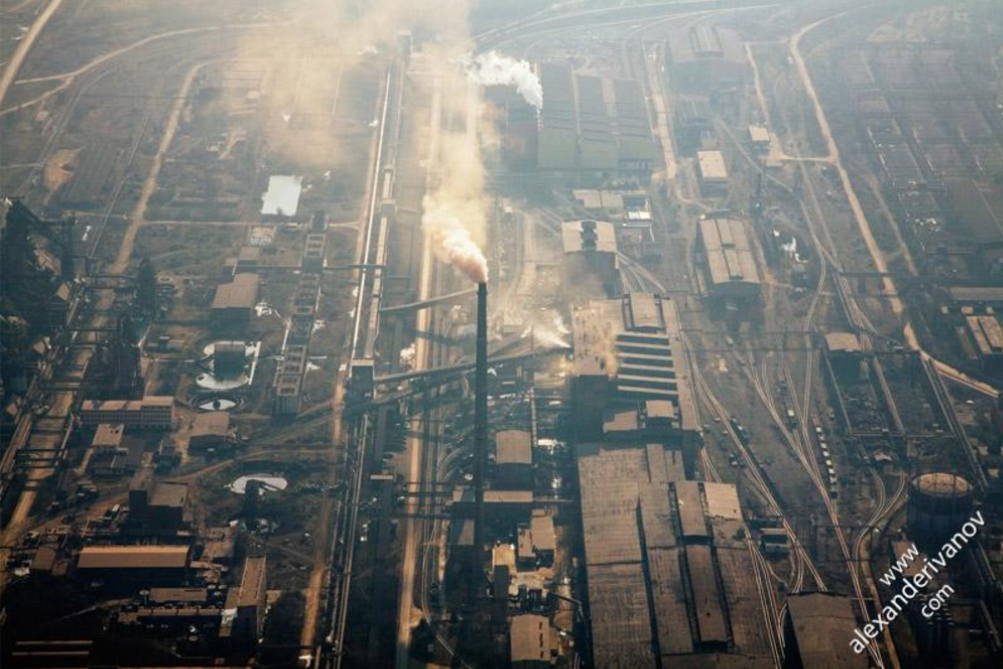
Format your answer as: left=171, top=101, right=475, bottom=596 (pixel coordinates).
left=1, top=1, right=1003, bottom=668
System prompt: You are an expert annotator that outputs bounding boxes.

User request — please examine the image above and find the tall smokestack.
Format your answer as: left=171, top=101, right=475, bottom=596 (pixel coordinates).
left=471, top=281, right=488, bottom=602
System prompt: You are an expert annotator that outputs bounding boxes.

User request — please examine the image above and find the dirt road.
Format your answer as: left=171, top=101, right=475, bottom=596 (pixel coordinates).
left=0, top=0, right=64, bottom=107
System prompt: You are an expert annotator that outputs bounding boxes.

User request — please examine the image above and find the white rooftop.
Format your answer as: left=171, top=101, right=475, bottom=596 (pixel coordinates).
left=261, top=175, right=303, bottom=216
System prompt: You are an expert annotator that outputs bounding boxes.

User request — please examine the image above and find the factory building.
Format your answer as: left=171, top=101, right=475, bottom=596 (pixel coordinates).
left=562, top=220, right=619, bottom=301
left=126, top=469, right=190, bottom=533
left=577, top=75, right=618, bottom=173
left=510, top=613, right=553, bottom=668
left=783, top=593, right=867, bottom=669
left=211, top=273, right=260, bottom=328
left=221, top=556, right=267, bottom=649
left=748, top=125, right=771, bottom=154
left=529, top=511, right=556, bottom=567
left=570, top=292, right=699, bottom=448
left=516, top=511, right=557, bottom=570
left=494, top=86, right=538, bottom=169
left=674, top=96, right=713, bottom=154
left=188, top=411, right=233, bottom=451
left=665, top=25, right=748, bottom=93
left=536, top=63, right=655, bottom=178
left=88, top=423, right=143, bottom=478
left=613, top=79, right=656, bottom=174
left=963, top=314, right=1003, bottom=376
left=79, top=396, right=175, bottom=430
left=577, top=444, right=770, bottom=667
left=696, top=215, right=762, bottom=302
left=495, top=429, right=534, bottom=491
left=76, top=545, right=191, bottom=587
left=538, top=63, right=578, bottom=172
left=696, top=150, right=729, bottom=196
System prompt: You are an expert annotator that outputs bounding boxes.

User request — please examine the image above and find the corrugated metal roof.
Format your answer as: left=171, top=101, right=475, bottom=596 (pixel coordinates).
left=676, top=481, right=708, bottom=539
left=588, top=563, right=657, bottom=668
left=647, top=547, right=693, bottom=655
left=580, top=480, right=642, bottom=565
left=698, top=217, right=761, bottom=287
left=684, top=544, right=727, bottom=645
left=704, top=482, right=742, bottom=520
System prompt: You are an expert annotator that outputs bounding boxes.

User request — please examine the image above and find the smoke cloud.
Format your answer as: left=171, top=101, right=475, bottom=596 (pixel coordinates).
left=467, top=51, right=542, bottom=109
left=422, top=124, right=489, bottom=284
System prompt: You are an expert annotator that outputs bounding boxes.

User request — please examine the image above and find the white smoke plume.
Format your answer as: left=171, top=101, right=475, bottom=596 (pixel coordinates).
left=467, top=51, right=542, bottom=109
left=420, top=51, right=490, bottom=286
left=422, top=124, right=489, bottom=284
left=423, top=204, right=489, bottom=284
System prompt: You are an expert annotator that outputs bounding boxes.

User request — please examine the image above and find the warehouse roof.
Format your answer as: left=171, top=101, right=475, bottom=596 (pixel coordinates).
left=588, top=563, right=656, bottom=668
left=786, top=593, right=868, bottom=668
left=495, top=430, right=532, bottom=465
left=704, top=481, right=742, bottom=520
left=697, top=150, right=728, bottom=181
left=510, top=614, right=550, bottom=664
left=191, top=411, right=230, bottom=438
left=93, top=424, right=125, bottom=449
left=686, top=544, right=727, bottom=645
left=698, top=216, right=761, bottom=287
left=78, top=545, right=190, bottom=570
left=967, top=315, right=1003, bottom=357
left=530, top=513, right=556, bottom=552
left=212, top=273, right=260, bottom=310
left=576, top=444, right=765, bottom=663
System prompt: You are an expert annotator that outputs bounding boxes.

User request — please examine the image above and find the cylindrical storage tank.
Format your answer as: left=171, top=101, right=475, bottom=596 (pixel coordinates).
left=907, top=473, right=973, bottom=543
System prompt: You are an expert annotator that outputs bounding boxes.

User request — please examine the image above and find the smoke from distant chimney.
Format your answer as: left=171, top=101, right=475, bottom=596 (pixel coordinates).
left=467, top=51, right=543, bottom=109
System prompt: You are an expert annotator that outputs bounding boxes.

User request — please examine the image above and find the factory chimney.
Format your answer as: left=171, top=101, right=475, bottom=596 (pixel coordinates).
left=471, top=281, right=488, bottom=602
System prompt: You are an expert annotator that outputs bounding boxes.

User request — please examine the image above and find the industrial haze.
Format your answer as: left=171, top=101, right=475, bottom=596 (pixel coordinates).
left=1, top=1, right=1002, bottom=668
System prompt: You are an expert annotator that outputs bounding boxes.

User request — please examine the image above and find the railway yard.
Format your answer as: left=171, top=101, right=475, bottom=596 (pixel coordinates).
left=1, top=1, right=1003, bottom=668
